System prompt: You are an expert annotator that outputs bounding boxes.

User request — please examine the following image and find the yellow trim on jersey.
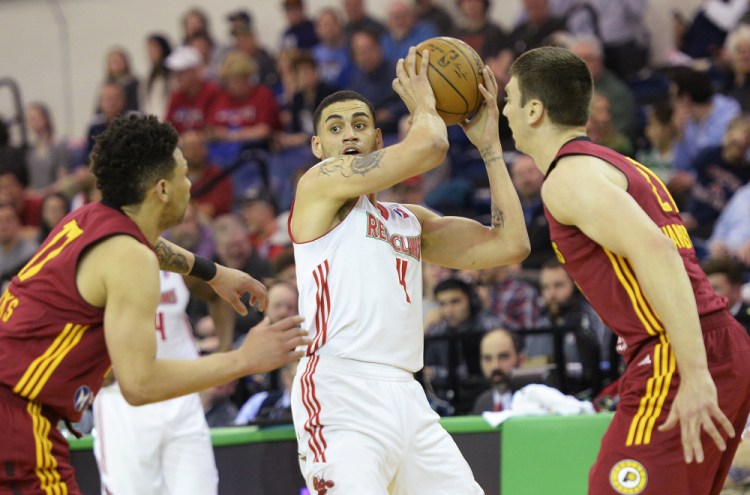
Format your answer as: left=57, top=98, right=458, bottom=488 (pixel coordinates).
left=602, top=249, right=664, bottom=336
left=626, top=336, right=675, bottom=446
left=13, top=324, right=89, bottom=400
left=28, top=401, right=68, bottom=495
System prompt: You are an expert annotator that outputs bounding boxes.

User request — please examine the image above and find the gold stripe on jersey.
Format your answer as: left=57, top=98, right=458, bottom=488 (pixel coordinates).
left=13, top=323, right=89, bottom=400
left=626, top=336, right=675, bottom=446
left=602, top=249, right=664, bottom=336
left=28, top=401, right=68, bottom=495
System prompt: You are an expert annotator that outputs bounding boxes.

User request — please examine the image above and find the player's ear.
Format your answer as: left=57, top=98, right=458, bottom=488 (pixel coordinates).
left=527, top=99, right=543, bottom=125
left=311, top=135, right=323, bottom=159
left=375, top=128, right=384, bottom=150
left=155, top=178, right=169, bottom=203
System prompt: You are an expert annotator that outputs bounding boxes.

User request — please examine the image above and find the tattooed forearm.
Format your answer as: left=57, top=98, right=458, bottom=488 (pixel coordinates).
left=317, top=150, right=385, bottom=177
left=480, top=146, right=502, bottom=166
left=491, top=202, right=505, bottom=229
left=154, top=239, right=191, bottom=274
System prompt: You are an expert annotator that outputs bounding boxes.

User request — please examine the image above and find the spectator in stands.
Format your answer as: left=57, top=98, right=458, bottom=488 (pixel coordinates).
left=0, top=169, right=42, bottom=237
left=86, top=82, right=127, bottom=159
left=24, top=102, right=71, bottom=195
left=381, top=0, right=438, bottom=66
left=636, top=103, right=677, bottom=182
left=678, top=0, right=748, bottom=60
left=228, top=11, right=280, bottom=89
left=524, top=258, right=612, bottom=396
left=509, top=0, right=568, bottom=56
left=708, top=181, right=750, bottom=266
left=270, top=246, right=297, bottom=286
left=721, top=23, right=750, bottom=112
left=280, top=0, right=319, bottom=51
left=180, top=130, right=234, bottom=218
left=702, top=257, right=750, bottom=333
left=475, top=264, right=542, bottom=331
left=0, top=118, right=27, bottom=185
left=424, top=277, right=501, bottom=415
left=201, top=380, right=239, bottom=427
left=180, top=7, right=212, bottom=45
left=165, top=204, right=216, bottom=274
left=415, top=0, right=454, bottom=35
left=313, top=8, right=354, bottom=89
left=423, top=262, right=453, bottom=327
left=342, top=0, right=387, bottom=44
left=349, top=29, right=406, bottom=135
left=471, top=328, right=524, bottom=414
left=568, top=34, right=637, bottom=139
left=586, top=92, right=634, bottom=156
left=679, top=115, right=750, bottom=240
left=453, top=0, right=511, bottom=60
left=36, top=192, right=69, bottom=244
left=207, top=51, right=280, bottom=148
left=669, top=66, right=741, bottom=172
left=239, top=188, right=291, bottom=262
left=164, top=45, right=221, bottom=134
left=276, top=51, right=337, bottom=151
left=586, top=0, right=650, bottom=78
left=187, top=31, right=222, bottom=82
left=99, top=47, right=140, bottom=114
left=0, top=204, right=39, bottom=286
left=509, top=154, right=553, bottom=272
left=141, top=34, right=172, bottom=118
left=234, top=281, right=300, bottom=425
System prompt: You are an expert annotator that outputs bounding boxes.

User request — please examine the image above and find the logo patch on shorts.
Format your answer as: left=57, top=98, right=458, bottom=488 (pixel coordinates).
left=609, top=459, right=647, bottom=494
left=73, top=385, right=93, bottom=412
left=313, top=475, right=335, bottom=495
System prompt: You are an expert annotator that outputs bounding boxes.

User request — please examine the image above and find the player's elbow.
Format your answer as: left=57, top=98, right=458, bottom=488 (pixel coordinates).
left=507, top=238, right=531, bottom=264
left=118, top=379, right=156, bottom=406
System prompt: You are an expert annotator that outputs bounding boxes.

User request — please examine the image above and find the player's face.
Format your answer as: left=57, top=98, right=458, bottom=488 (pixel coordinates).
left=162, top=149, right=192, bottom=230
left=312, top=100, right=382, bottom=160
left=502, top=78, right=527, bottom=152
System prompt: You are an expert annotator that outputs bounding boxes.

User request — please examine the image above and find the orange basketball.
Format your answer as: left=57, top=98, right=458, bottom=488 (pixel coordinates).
left=413, top=37, right=486, bottom=125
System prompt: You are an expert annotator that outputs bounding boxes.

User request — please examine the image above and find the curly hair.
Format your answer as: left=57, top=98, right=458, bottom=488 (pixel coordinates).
left=91, top=114, right=178, bottom=207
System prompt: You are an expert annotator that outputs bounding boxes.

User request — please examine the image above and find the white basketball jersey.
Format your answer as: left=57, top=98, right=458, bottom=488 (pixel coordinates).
left=154, top=271, right=200, bottom=360
left=293, top=196, right=424, bottom=372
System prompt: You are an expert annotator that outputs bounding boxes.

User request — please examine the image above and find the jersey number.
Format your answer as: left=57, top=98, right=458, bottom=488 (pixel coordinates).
left=17, top=220, right=84, bottom=281
left=155, top=312, right=166, bottom=341
left=627, top=158, right=679, bottom=213
left=396, top=258, right=411, bottom=303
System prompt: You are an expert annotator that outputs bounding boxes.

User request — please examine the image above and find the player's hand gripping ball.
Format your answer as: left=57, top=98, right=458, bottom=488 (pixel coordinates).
left=412, top=37, right=486, bottom=125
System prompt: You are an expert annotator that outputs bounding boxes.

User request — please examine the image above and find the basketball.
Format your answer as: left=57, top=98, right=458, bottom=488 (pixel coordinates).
left=413, top=37, right=486, bottom=125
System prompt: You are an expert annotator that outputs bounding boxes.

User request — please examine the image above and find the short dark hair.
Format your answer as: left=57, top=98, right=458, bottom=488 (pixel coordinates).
left=702, top=257, right=745, bottom=286
left=669, top=66, right=713, bottom=104
left=434, top=277, right=481, bottom=317
left=91, top=114, right=179, bottom=207
left=312, top=90, right=376, bottom=135
left=510, top=46, right=593, bottom=127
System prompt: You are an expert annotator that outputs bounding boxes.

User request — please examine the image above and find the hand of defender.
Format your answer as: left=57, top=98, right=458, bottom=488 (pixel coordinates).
left=460, top=66, right=501, bottom=148
left=657, top=372, right=735, bottom=463
left=392, top=46, right=436, bottom=116
left=240, top=316, right=309, bottom=374
left=209, top=264, right=268, bottom=314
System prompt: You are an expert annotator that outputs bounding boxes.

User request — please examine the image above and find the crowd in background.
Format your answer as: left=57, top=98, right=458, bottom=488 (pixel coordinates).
left=2, top=0, right=750, bottom=428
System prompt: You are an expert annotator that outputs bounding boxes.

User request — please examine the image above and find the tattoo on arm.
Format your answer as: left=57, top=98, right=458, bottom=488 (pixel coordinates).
left=480, top=146, right=502, bottom=166
left=491, top=202, right=505, bottom=229
left=317, top=150, right=385, bottom=178
left=154, top=239, right=190, bottom=274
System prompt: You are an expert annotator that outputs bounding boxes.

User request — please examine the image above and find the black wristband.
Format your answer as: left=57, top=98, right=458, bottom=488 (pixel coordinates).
left=189, top=256, right=217, bottom=281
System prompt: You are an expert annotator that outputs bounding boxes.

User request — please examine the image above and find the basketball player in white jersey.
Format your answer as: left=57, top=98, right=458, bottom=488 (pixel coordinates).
left=92, top=271, right=235, bottom=494
left=289, top=47, right=530, bottom=493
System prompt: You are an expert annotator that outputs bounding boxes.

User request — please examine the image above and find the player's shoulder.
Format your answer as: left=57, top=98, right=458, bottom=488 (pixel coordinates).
left=88, top=234, right=156, bottom=267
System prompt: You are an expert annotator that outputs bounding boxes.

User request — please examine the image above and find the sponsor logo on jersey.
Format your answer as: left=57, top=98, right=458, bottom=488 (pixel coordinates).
left=159, top=289, right=177, bottom=304
left=609, top=459, right=647, bottom=494
left=313, top=475, right=335, bottom=495
left=366, top=213, right=421, bottom=261
left=636, top=354, right=652, bottom=367
left=73, top=385, right=93, bottom=412
left=393, top=207, right=410, bottom=219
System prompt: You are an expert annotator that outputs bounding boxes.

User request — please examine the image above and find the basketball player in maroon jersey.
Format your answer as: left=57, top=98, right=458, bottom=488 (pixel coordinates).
left=0, top=114, right=309, bottom=494
left=503, top=46, right=750, bottom=495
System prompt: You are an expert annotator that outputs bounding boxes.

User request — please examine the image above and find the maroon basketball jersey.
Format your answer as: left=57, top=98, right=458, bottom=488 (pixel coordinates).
left=0, top=202, right=153, bottom=421
left=543, top=138, right=726, bottom=364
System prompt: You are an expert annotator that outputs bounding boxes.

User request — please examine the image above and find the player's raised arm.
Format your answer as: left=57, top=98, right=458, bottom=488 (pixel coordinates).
left=291, top=46, right=448, bottom=242
left=409, top=66, right=529, bottom=269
